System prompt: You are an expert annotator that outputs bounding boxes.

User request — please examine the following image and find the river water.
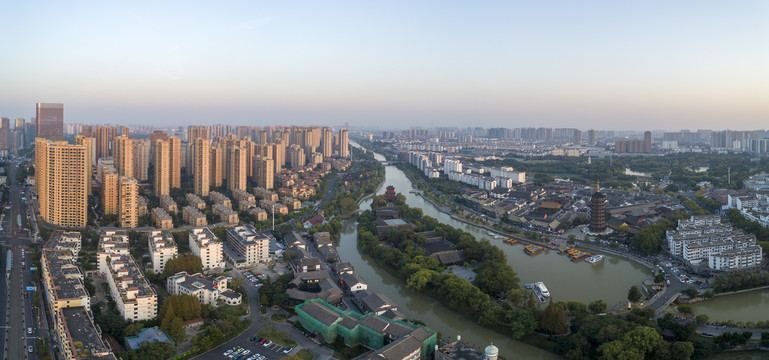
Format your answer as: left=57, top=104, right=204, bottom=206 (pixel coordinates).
left=334, top=149, right=655, bottom=359
left=690, top=289, right=769, bottom=322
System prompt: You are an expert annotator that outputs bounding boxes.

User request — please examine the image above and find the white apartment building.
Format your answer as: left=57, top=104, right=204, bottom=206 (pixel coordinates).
left=189, top=227, right=225, bottom=270
left=167, top=271, right=242, bottom=306
left=50, top=231, right=83, bottom=257
left=709, top=246, right=763, bottom=271
left=443, top=159, right=462, bottom=174
left=97, top=230, right=131, bottom=275
left=149, top=230, right=178, bottom=274
left=104, top=253, right=158, bottom=321
left=225, top=224, right=270, bottom=266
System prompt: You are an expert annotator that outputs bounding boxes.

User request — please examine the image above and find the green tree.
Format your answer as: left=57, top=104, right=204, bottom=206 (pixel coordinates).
left=406, top=269, right=434, bottom=291
left=695, top=314, right=709, bottom=325
left=506, top=308, right=537, bottom=339
left=677, top=304, right=693, bottom=315
left=536, top=300, right=569, bottom=335
left=589, top=299, right=607, bottom=314
left=162, top=254, right=204, bottom=277
left=670, top=341, right=694, bottom=360
left=627, top=285, right=642, bottom=303
left=599, top=326, right=663, bottom=360
left=654, top=273, right=665, bottom=283
left=682, top=287, right=698, bottom=298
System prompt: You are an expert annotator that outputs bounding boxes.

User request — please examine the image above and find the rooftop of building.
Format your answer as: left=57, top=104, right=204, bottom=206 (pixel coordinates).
left=152, top=208, right=173, bottom=220
left=183, top=206, right=206, bottom=217
left=213, top=203, right=237, bottom=214
left=43, top=248, right=88, bottom=300
left=125, top=327, right=173, bottom=350
left=190, top=227, right=220, bottom=245
left=149, top=230, right=177, bottom=252
left=226, top=224, right=269, bottom=246
left=107, top=254, right=156, bottom=300
left=61, top=306, right=112, bottom=359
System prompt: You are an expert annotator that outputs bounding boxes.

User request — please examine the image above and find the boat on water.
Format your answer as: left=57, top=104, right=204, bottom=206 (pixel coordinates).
left=524, top=244, right=545, bottom=255
left=524, top=281, right=551, bottom=303
left=585, top=254, right=605, bottom=264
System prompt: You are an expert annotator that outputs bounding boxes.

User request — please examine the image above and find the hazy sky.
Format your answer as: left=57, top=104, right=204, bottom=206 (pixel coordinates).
left=1, top=1, right=767, bottom=130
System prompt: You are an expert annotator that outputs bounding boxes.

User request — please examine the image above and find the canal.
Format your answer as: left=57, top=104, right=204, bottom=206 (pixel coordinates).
left=335, top=148, right=654, bottom=358
left=690, top=289, right=769, bottom=323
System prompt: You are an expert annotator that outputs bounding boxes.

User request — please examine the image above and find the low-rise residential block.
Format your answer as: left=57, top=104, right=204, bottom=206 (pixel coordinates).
left=152, top=207, right=173, bottom=230
left=213, top=203, right=239, bottom=223
left=183, top=206, right=208, bottom=226
left=186, top=193, right=206, bottom=209
left=209, top=191, right=232, bottom=208
left=167, top=271, right=242, bottom=306
left=159, top=194, right=178, bottom=214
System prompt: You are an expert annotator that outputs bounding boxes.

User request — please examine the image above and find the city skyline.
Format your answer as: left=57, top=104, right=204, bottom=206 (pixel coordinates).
left=1, top=1, right=768, bottom=130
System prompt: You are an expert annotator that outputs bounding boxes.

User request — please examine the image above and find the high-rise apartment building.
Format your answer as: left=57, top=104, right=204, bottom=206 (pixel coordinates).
left=95, top=126, right=112, bottom=160
left=210, top=146, right=224, bottom=187
left=288, top=144, right=305, bottom=168
left=74, top=135, right=94, bottom=196
left=114, top=135, right=134, bottom=178
left=101, top=166, right=119, bottom=215
left=133, top=139, right=150, bottom=181
left=35, top=138, right=88, bottom=227
left=36, top=103, right=64, bottom=141
left=587, top=129, right=597, bottom=146
left=255, top=156, right=274, bottom=190
left=644, top=131, right=652, bottom=153
left=273, top=142, right=285, bottom=174
left=573, top=129, right=583, bottom=145
left=153, top=139, right=171, bottom=196
left=194, top=138, right=211, bottom=196
left=169, top=136, right=182, bottom=189
left=339, top=128, right=349, bottom=158
left=322, top=127, right=332, bottom=158
left=0, top=117, right=9, bottom=152
left=227, top=145, right=247, bottom=191
left=118, top=176, right=138, bottom=228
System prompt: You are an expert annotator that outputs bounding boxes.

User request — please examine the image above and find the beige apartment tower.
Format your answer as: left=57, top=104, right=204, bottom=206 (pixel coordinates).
left=35, top=138, right=88, bottom=227
left=169, top=136, right=181, bottom=189
left=322, top=127, right=332, bottom=158
left=339, top=128, right=349, bottom=158
left=133, top=139, right=150, bottom=181
left=114, top=135, right=134, bottom=178
left=102, top=166, right=119, bottom=215
left=119, top=176, right=139, bottom=228
left=154, top=139, right=171, bottom=196
left=194, top=138, right=210, bottom=197
left=36, top=103, right=64, bottom=141
left=227, top=145, right=248, bottom=191
left=255, top=156, right=274, bottom=190
left=210, top=146, right=224, bottom=187
left=74, top=135, right=94, bottom=195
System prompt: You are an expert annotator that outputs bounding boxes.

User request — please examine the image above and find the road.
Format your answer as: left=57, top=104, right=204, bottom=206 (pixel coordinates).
left=0, top=159, right=39, bottom=360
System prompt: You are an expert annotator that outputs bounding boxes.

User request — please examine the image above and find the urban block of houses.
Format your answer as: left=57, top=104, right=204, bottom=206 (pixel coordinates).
left=167, top=271, right=242, bottom=306
left=186, top=193, right=206, bottom=210
left=183, top=206, right=208, bottom=226
left=253, top=187, right=279, bottom=201
left=260, top=199, right=289, bottom=215
left=667, top=215, right=763, bottom=271
left=209, top=191, right=232, bottom=208
left=416, top=231, right=465, bottom=266
left=137, top=196, right=149, bottom=216
left=313, top=231, right=340, bottom=262
left=159, top=194, right=178, bottom=214
left=152, top=207, right=173, bottom=230
left=49, top=230, right=82, bottom=257
left=125, top=327, right=174, bottom=351
left=231, top=188, right=255, bottom=205
left=213, top=203, right=239, bottom=224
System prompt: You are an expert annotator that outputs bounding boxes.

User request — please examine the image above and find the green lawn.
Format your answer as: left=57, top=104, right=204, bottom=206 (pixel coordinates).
left=271, top=313, right=287, bottom=322
left=255, top=328, right=298, bottom=347
left=296, top=349, right=314, bottom=360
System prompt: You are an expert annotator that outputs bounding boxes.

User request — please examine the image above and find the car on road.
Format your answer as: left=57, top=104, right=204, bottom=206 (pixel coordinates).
left=27, top=327, right=32, bottom=334
left=263, top=340, right=272, bottom=347
left=224, top=349, right=233, bottom=356
left=258, top=339, right=267, bottom=345
left=242, top=350, right=251, bottom=356
left=283, top=347, right=293, bottom=354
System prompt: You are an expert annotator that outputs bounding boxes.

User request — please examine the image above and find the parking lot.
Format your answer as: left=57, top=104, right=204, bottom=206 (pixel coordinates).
left=219, top=337, right=294, bottom=360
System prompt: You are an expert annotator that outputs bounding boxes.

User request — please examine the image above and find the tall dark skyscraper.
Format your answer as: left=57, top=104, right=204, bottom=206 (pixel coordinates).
left=35, top=103, right=64, bottom=141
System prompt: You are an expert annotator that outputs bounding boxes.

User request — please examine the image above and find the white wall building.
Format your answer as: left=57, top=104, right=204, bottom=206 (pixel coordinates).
left=167, top=271, right=242, bottom=306
left=225, top=224, right=270, bottom=266
left=149, top=230, right=177, bottom=274
left=189, top=227, right=225, bottom=270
